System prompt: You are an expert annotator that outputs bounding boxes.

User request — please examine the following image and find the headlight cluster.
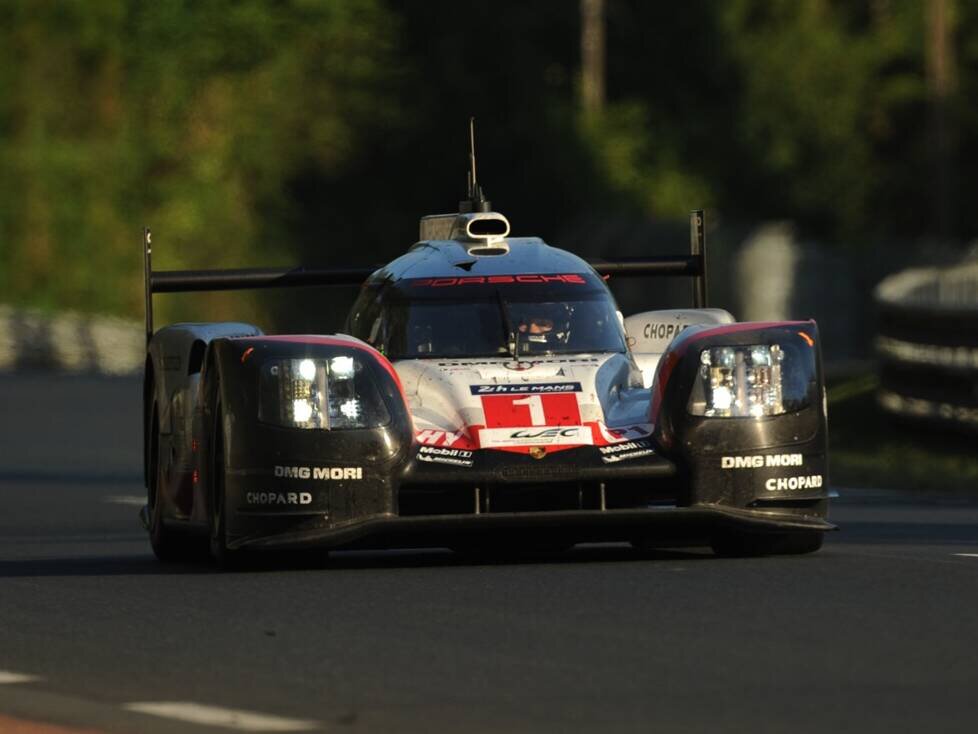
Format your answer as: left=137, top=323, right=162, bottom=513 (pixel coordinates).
left=259, top=355, right=390, bottom=430
left=688, top=344, right=798, bottom=418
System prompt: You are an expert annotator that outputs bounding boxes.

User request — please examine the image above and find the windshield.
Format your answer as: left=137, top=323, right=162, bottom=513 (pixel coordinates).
left=380, top=295, right=625, bottom=359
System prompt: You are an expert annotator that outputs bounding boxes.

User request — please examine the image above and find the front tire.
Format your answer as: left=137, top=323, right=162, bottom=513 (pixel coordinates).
left=209, top=400, right=241, bottom=570
left=148, top=403, right=200, bottom=562
left=711, top=529, right=824, bottom=557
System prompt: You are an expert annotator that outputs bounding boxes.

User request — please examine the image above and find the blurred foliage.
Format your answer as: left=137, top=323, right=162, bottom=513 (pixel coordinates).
left=0, top=0, right=976, bottom=325
left=0, top=0, right=401, bottom=324
left=828, top=372, right=978, bottom=491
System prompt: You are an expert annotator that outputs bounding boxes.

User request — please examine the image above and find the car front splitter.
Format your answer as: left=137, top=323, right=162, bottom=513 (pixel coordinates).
left=229, top=503, right=835, bottom=551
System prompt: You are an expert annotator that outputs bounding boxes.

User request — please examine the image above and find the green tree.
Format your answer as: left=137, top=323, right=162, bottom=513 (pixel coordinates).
left=0, top=0, right=401, bottom=324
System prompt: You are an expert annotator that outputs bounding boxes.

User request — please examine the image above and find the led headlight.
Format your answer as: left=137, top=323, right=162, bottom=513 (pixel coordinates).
left=259, top=355, right=390, bottom=430
left=688, top=344, right=805, bottom=418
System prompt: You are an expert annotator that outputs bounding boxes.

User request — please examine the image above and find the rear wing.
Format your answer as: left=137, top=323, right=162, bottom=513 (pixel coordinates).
left=143, top=210, right=708, bottom=345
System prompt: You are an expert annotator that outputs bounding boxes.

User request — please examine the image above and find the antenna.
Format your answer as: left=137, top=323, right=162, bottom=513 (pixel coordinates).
left=143, top=226, right=153, bottom=346
left=468, top=116, right=478, bottom=198
left=689, top=209, right=708, bottom=308
left=460, top=117, right=491, bottom=213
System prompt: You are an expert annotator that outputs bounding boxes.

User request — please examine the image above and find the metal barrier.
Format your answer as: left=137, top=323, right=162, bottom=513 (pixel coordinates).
left=0, top=305, right=142, bottom=375
left=875, top=259, right=978, bottom=431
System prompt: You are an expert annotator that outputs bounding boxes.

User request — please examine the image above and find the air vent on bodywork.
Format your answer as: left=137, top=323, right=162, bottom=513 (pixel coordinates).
left=466, top=243, right=510, bottom=256
left=467, top=217, right=508, bottom=237
left=419, top=211, right=510, bottom=255
left=463, top=213, right=509, bottom=256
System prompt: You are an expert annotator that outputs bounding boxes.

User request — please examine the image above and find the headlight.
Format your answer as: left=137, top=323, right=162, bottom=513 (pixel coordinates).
left=259, top=355, right=391, bottom=430
left=687, top=342, right=814, bottom=418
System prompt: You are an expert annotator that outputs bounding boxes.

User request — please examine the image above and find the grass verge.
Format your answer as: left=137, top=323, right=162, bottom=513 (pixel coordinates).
left=828, top=372, right=978, bottom=492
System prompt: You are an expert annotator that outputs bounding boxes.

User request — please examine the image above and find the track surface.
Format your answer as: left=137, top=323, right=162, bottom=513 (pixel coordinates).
left=1, top=373, right=977, bottom=733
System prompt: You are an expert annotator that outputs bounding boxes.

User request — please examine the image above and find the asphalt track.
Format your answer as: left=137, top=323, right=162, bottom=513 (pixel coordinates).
left=1, top=373, right=977, bottom=733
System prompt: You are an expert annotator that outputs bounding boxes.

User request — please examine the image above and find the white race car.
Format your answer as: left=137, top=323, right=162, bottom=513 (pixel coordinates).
left=141, top=146, right=831, bottom=566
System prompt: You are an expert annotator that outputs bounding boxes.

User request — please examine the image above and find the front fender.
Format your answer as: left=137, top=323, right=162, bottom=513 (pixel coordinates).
left=201, top=335, right=415, bottom=544
left=651, top=321, right=829, bottom=516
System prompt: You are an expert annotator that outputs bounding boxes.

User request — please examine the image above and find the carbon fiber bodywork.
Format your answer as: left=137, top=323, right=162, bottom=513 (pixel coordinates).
left=145, top=322, right=831, bottom=553
left=142, top=210, right=832, bottom=558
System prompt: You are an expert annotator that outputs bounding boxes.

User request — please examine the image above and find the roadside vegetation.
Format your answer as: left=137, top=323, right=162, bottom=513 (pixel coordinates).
left=2, top=1, right=977, bottom=330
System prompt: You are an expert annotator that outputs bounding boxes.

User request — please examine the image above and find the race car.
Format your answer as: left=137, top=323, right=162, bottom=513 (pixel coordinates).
left=141, top=150, right=832, bottom=565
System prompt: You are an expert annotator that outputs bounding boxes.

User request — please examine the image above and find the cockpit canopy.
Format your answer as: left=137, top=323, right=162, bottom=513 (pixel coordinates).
left=347, top=273, right=626, bottom=360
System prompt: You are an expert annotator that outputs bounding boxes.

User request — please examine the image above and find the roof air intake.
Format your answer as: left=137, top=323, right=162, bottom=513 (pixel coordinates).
left=416, top=118, right=510, bottom=255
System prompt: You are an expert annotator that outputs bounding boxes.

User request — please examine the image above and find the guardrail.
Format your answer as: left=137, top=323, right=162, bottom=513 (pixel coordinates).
left=875, top=259, right=978, bottom=431
left=0, top=305, right=142, bottom=375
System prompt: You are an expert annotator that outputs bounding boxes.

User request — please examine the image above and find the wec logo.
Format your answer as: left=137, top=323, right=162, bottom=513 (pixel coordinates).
left=274, top=465, right=363, bottom=480
left=510, top=428, right=582, bottom=439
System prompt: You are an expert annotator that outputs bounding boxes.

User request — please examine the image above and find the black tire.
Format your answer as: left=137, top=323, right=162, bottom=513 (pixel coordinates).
left=209, top=400, right=242, bottom=570
left=710, top=529, right=824, bottom=558
left=148, top=403, right=202, bottom=562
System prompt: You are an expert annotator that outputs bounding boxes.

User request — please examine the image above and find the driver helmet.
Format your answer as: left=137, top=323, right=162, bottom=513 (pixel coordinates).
left=517, top=304, right=571, bottom=351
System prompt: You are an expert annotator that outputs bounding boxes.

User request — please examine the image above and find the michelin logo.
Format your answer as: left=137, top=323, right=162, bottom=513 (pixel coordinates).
left=720, top=454, right=803, bottom=469
left=417, top=446, right=475, bottom=468
left=274, top=465, right=363, bottom=480
left=599, top=440, right=655, bottom=464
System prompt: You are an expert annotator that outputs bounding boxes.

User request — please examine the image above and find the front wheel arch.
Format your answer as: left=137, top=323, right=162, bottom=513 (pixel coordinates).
left=208, top=394, right=240, bottom=569
left=143, top=357, right=155, bottom=488
left=148, top=401, right=198, bottom=561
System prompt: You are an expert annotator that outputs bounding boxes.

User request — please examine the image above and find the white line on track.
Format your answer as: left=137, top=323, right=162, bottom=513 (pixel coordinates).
left=123, top=702, right=320, bottom=732
left=102, top=495, right=146, bottom=507
left=0, top=670, right=41, bottom=684
left=952, top=553, right=978, bottom=558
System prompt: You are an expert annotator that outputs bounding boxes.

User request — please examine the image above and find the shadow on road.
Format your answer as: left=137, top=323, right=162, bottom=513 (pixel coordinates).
left=323, top=544, right=711, bottom=570
left=0, top=554, right=213, bottom=578
left=0, top=544, right=712, bottom=578
left=4, top=518, right=974, bottom=579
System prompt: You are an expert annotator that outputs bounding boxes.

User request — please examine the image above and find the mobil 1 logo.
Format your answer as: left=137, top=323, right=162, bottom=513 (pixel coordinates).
left=417, top=446, right=475, bottom=468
